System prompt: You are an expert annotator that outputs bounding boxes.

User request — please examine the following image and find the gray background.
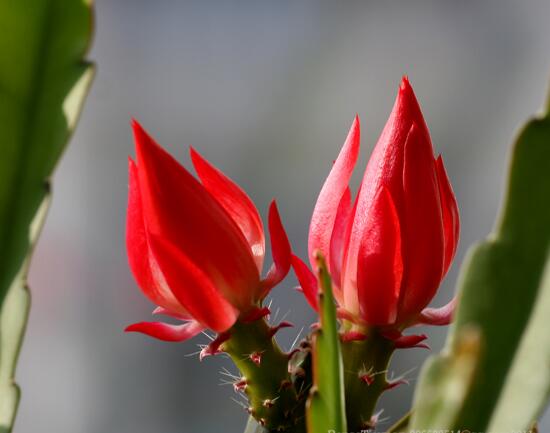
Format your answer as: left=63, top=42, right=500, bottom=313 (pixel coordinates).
left=16, top=0, right=550, bottom=432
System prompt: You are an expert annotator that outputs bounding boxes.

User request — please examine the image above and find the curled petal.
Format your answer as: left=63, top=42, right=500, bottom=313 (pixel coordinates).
left=385, top=379, right=409, bottom=391
left=398, top=123, right=445, bottom=322
left=391, top=333, right=429, bottom=349
left=291, top=254, right=318, bottom=311
left=126, top=159, right=186, bottom=315
left=309, top=116, right=360, bottom=268
left=329, top=187, right=352, bottom=299
left=132, top=120, right=260, bottom=311
left=268, top=321, right=294, bottom=338
left=152, top=306, right=192, bottom=321
left=190, top=147, right=265, bottom=272
left=148, top=234, right=238, bottom=332
left=241, top=306, right=271, bottom=323
left=260, top=201, right=291, bottom=297
left=200, top=332, right=231, bottom=360
left=357, top=187, right=403, bottom=326
left=435, top=155, right=460, bottom=277
left=417, top=296, right=457, bottom=326
left=125, top=320, right=204, bottom=342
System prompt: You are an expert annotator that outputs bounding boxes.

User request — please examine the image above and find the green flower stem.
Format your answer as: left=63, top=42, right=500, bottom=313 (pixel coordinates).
left=223, top=318, right=306, bottom=432
left=341, top=328, right=395, bottom=431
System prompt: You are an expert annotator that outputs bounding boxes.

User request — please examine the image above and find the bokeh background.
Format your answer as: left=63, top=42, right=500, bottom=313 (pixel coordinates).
left=16, top=0, right=550, bottom=432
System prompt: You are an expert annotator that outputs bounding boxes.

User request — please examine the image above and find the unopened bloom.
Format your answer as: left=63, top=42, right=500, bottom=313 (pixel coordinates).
left=125, top=121, right=291, bottom=341
left=293, top=77, right=459, bottom=334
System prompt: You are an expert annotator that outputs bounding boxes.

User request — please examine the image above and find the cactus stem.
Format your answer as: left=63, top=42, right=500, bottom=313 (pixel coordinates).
left=341, top=327, right=395, bottom=432
left=222, top=317, right=305, bottom=431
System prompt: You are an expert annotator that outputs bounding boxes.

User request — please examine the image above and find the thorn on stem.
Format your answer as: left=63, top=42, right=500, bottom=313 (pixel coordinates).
left=359, top=373, right=375, bottom=386
left=233, top=378, right=248, bottom=392
left=249, top=351, right=263, bottom=365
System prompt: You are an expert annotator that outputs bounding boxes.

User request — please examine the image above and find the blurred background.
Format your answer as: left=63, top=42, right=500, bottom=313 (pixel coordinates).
left=16, top=0, right=550, bottom=432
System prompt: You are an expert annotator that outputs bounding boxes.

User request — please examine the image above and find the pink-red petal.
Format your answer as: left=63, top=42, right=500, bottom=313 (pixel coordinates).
left=148, top=234, right=238, bottom=332
left=126, top=159, right=187, bottom=315
left=308, top=116, right=360, bottom=269
left=190, top=147, right=265, bottom=272
left=435, top=155, right=460, bottom=277
left=329, top=187, right=352, bottom=296
left=291, top=254, right=318, bottom=311
left=342, top=78, right=427, bottom=314
left=152, top=306, right=192, bottom=321
left=417, top=296, right=457, bottom=326
left=260, top=201, right=291, bottom=297
left=356, top=187, right=403, bottom=326
left=132, top=121, right=260, bottom=309
left=398, top=123, right=445, bottom=322
left=125, top=320, right=204, bottom=342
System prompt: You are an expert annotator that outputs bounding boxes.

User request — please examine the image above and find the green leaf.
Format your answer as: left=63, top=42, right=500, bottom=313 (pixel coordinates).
left=488, top=257, right=550, bottom=432
left=306, top=254, right=347, bottom=433
left=0, top=0, right=94, bottom=430
left=410, top=328, right=481, bottom=430
left=410, top=92, right=550, bottom=432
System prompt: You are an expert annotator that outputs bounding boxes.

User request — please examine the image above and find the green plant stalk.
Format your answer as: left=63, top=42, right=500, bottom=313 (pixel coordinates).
left=306, top=254, right=347, bottom=433
left=341, top=329, right=395, bottom=431
left=223, top=318, right=305, bottom=432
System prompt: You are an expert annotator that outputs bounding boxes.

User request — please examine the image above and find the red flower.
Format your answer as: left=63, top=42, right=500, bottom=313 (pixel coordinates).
left=293, top=77, right=459, bottom=333
left=125, top=121, right=291, bottom=341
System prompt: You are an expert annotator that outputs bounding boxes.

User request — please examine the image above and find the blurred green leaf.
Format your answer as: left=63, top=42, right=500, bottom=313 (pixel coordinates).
left=410, top=328, right=481, bottom=430
left=306, top=254, right=347, bottom=433
left=488, top=257, right=550, bottom=432
left=0, top=0, right=94, bottom=430
left=410, top=93, right=550, bottom=432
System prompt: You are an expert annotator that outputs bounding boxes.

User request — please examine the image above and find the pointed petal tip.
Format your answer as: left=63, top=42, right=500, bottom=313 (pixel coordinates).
left=290, top=254, right=319, bottom=311
left=125, top=320, right=204, bottom=342
left=396, top=76, right=424, bottom=120
left=131, top=117, right=145, bottom=133
left=188, top=145, right=201, bottom=163
left=352, top=113, right=361, bottom=129
left=260, top=200, right=291, bottom=296
left=400, top=75, right=411, bottom=91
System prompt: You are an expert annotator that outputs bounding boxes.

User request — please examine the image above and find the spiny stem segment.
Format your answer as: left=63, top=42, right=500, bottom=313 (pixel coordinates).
left=341, top=328, right=395, bottom=431
left=222, top=317, right=306, bottom=432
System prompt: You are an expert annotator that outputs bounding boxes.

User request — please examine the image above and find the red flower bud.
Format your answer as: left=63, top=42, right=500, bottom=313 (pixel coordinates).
left=294, top=77, right=459, bottom=330
left=125, top=121, right=291, bottom=341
